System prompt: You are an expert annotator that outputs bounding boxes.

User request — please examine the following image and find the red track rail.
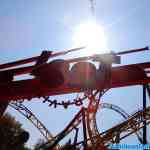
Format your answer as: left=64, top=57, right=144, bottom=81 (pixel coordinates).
left=0, top=61, right=149, bottom=101
left=0, top=46, right=149, bottom=102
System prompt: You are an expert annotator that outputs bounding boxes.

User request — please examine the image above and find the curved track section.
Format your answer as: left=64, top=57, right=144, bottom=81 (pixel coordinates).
left=8, top=100, right=143, bottom=149
left=9, top=102, right=53, bottom=141
left=99, top=103, right=129, bottom=118
left=87, top=101, right=143, bottom=145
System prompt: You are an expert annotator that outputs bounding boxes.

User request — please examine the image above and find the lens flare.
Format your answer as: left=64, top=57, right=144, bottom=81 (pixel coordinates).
left=73, top=21, right=108, bottom=55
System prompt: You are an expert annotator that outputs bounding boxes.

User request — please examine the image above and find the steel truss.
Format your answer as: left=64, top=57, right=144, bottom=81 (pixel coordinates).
left=39, top=100, right=144, bottom=149
left=96, top=106, right=150, bottom=147
left=0, top=46, right=150, bottom=149
left=73, top=106, right=150, bottom=149
left=9, top=101, right=53, bottom=141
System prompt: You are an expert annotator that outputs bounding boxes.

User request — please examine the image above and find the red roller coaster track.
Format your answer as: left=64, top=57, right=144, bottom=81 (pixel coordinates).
left=0, top=46, right=149, bottom=102
left=0, top=46, right=149, bottom=149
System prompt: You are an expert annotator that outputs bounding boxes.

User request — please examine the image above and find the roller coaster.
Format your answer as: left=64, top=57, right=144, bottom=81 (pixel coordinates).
left=0, top=46, right=150, bottom=149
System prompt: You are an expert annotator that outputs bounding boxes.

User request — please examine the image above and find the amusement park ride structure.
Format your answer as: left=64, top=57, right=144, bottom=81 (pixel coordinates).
left=0, top=46, right=150, bottom=149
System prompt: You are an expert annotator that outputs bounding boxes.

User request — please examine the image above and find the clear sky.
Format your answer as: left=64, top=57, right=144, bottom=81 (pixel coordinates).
left=0, top=0, right=150, bottom=148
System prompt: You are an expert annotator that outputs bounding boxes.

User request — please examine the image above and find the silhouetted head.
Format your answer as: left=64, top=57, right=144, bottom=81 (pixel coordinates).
left=18, top=131, right=30, bottom=143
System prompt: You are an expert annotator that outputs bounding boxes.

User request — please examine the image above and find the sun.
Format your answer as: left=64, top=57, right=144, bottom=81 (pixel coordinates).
left=72, top=21, right=108, bottom=55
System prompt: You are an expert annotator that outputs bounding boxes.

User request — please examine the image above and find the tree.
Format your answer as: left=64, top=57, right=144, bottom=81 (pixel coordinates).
left=0, top=113, right=30, bottom=150
left=33, top=139, right=80, bottom=150
left=34, top=139, right=46, bottom=150
left=59, top=140, right=78, bottom=150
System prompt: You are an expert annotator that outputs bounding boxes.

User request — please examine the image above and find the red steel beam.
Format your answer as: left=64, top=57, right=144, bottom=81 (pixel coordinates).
left=2, top=58, right=150, bottom=77
left=0, top=61, right=150, bottom=102
left=0, top=47, right=84, bottom=70
left=0, top=46, right=149, bottom=76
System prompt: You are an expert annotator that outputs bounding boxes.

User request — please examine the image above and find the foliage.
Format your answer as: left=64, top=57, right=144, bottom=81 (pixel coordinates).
left=59, top=140, right=77, bottom=150
left=34, top=139, right=45, bottom=150
left=33, top=139, right=97, bottom=150
left=0, top=113, right=30, bottom=150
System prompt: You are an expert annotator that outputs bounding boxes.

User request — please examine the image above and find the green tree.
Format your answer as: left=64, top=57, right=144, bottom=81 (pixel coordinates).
left=0, top=113, right=30, bottom=150
left=34, top=139, right=46, bottom=150
left=34, top=138, right=61, bottom=150
left=59, top=140, right=78, bottom=150
left=34, top=138, right=80, bottom=150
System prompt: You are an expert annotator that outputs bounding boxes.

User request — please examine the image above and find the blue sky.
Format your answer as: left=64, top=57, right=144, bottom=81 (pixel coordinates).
left=0, top=0, right=150, bottom=148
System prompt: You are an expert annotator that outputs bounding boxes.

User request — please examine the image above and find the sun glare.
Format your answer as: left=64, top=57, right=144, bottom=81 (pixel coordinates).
left=73, top=21, right=108, bottom=55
